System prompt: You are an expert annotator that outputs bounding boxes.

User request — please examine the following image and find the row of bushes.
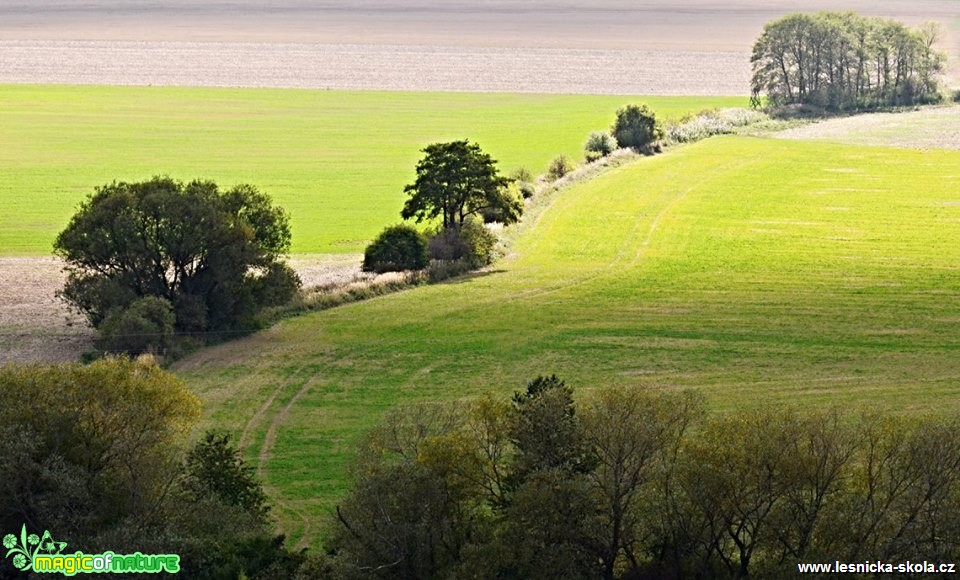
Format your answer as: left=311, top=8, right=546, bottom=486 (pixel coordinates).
left=362, top=219, right=498, bottom=275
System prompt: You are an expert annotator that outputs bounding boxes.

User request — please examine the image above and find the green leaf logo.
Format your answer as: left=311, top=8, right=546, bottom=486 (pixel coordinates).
left=3, top=525, right=68, bottom=572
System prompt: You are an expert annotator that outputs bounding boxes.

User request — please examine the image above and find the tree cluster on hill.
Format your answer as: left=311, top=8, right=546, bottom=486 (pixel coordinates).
left=364, top=140, right=520, bottom=276
left=0, top=358, right=321, bottom=579
left=328, top=378, right=960, bottom=579
left=751, top=12, right=945, bottom=111
left=54, top=177, right=300, bottom=356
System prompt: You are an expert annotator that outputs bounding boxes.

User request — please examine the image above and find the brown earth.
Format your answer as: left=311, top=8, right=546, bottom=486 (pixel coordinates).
left=0, top=1, right=957, bottom=94
left=0, top=255, right=361, bottom=365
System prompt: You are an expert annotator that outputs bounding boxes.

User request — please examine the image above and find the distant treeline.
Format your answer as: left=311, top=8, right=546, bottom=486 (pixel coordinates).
left=751, top=12, right=945, bottom=111
left=328, top=378, right=960, bottom=579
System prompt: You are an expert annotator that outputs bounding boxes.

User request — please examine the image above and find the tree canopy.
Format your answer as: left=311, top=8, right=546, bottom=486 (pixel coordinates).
left=54, top=176, right=300, bottom=342
left=401, top=140, right=521, bottom=230
left=751, top=12, right=945, bottom=110
left=611, top=104, right=663, bottom=150
left=0, top=358, right=320, bottom=579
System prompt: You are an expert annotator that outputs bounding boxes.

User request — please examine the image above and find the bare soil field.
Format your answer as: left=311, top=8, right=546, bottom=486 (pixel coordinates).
left=0, top=258, right=93, bottom=364
left=776, top=106, right=960, bottom=150
left=1, top=0, right=957, bottom=94
left=0, top=255, right=361, bottom=364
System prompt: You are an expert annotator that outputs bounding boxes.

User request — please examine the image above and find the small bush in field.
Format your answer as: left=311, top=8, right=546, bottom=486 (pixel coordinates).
left=612, top=104, right=664, bottom=150
left=363, top=224, right=429, bottom=273
left=584, top=150, right=604, bottom=163
left=427, top=219, right=498, bottom=269
left=584, top=131, right=617, bottom=159
left=547, top=155, right=574, bottom=180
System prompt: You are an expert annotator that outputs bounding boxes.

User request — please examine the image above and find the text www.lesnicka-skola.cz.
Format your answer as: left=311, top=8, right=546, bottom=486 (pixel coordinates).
left=798, top=561, right=956, bottom=574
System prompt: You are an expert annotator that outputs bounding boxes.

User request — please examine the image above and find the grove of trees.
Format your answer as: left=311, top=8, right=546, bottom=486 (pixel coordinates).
left=54, top=177, right=300, bottom=354
left=328, top=378, right=960, bottom=579
left=365, top=140, right=520, bottom=275
left=751, top=12, right=945, bottom=110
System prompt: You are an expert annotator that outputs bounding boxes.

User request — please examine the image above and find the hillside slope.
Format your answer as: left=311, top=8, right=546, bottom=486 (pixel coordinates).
left=176, top=135, right=960, bottom=546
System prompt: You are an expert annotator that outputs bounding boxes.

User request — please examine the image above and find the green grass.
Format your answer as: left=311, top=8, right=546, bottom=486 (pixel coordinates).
left=175, top=135, right=960, bottom=547
left=0, top=85, right=741, bottom=255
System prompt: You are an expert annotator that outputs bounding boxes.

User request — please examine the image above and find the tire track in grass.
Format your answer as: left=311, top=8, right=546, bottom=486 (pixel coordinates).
left=256, top=374, right=324, bottom=550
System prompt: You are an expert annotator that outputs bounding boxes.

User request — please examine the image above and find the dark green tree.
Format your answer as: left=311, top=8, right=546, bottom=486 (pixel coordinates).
left=182, top=432, right=270, bottom=522
left=362, top=224, right=429, bottom=273
left=54, top=177, right=300, bottom=336
left=401, top=140, right=521, bottom=230
left=611, top=105, right=664, bottom=151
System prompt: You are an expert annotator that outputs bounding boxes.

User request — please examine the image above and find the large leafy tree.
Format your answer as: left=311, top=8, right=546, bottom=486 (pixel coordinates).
left=54, top=176, right=299, bottom=336
left=401, top=140, right=521, bottom=230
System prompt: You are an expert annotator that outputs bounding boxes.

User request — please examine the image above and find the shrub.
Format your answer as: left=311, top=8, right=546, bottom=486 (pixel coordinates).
left=363, top=224, right=430, bottom=273
left=547, top=155, right=574, bottom=180
left=96, top=296, right=175, bottom=355
left=584, top=131, right=617, bottom=159
left=249, top=262, right=302, bottom=308
left=459, top=219, right=498, bottom=268
left=612, top=104, right=664, bottom=150
left=666, top=108, right=768, bottom=143
left=511, top=167, right=533, bottom=183
left=511, top=167, right=536, bottom=199
left=427, top=219, right=498, bottom=269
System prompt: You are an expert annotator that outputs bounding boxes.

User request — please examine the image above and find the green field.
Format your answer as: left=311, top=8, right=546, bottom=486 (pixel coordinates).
left=175, top=135, right=960, bottom=547
left=0, top=85, right=741, bottom=255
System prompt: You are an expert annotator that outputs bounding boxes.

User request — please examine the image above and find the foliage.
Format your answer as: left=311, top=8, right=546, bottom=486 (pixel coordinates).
left=0, top=357, right=201, bottom=543
left=54, top=176, right=300, bottom=340
left=401, top=140, right=520, bottom=230
left=329, top=379, right=960, bottom=579
left=547, top=155, right=575, bottom=180
left=0, top=358, right=321, bottom=580
left=182, top=431, right=270, bottom=522
left=362, top=224, right=429, bottom=273
left=666, top=107, right=769, bottom=143
left=95, top=296, right=175, bottom=355
left=427, top=219, right=499, bottom=269
left=584, top=131, right=618, bottom=159
left=611, top=104, right=664, bottom=150
left=751, top=12, right=945, bottom=110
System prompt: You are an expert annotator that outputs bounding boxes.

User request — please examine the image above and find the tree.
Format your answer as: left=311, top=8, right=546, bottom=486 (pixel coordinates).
left=0, top=357, right=201, bottom=543
left=401, top=140, right=521, bottom=230
left=54, top=176, right=300, bottom=337
left=612, top=105, right=664, bottom=151
left=362, top=224, right=429, bottom=273
left=181, top=432, right=270, bottom=522
left=584, top=131, right=618, bottom=161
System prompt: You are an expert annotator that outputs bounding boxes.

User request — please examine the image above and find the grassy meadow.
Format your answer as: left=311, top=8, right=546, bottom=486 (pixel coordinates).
left=175, top=135, right=960, bottom=547
left=0, top=85, right=741, bottom=255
